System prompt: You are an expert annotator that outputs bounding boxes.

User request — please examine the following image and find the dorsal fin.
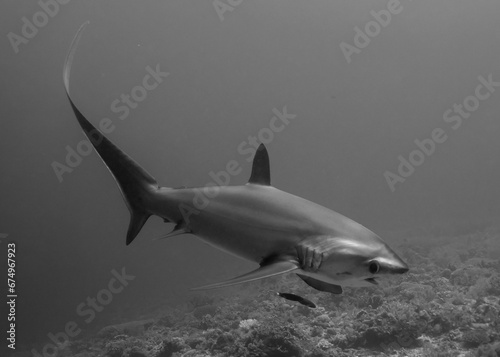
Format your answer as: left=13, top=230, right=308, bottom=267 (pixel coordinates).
left=248, top=144, right=271, bottom=185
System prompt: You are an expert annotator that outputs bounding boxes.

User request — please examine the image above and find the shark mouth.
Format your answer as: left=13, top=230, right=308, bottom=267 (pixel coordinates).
left=365, top=278, right=378, bottom=285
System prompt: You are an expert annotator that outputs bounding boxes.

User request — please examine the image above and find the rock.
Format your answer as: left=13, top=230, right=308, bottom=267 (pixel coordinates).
left=442, top=269, right=452, bottom=279
left=419, top=310, right=430, bottom=320
left=368, top=295, right=383, bottom=309
left=462, top=329, right=490, bottom=348
left=356, top=310, right=367, bottom=318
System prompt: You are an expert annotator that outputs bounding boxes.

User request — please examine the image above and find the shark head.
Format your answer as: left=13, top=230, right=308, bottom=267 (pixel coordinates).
left=318, top=235, right=409, bottom=287
left=296, top=228, right=409, bottom=290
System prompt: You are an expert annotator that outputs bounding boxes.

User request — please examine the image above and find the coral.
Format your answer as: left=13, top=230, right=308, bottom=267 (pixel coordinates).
left=199, top=314, right=218, bottom=330
left=476, top=342, right=500, bottom=357
left=210, top=331, right=235, bottom=351
left=98, top=326, right=122, bottom=340
left=450, top=267, right=489, bottom=287
left=422, top=340, right=461, bottom=357
left=305, top=347, right=332, bottom=357
left=104, top=337, right=150, bottom=357
left=127, top=347, right=148, bottom=357
left=238, top=318, right=259, bottom=330
left=55, top=225, right=500, bottom=357
left=311, top=325, right=323, bottom=337
left=156, top=337, right=185, bottom=357
left=316, top=338, right=332, bottom=350
left=192, top=305, right=218, bottom=320
left=398, top=282, right=436, bottom=303
left=105, top=343, right=123, bottom=357
left=442, top=268, right=452, bottom=279
left=295, top=304, right=313, bottom=317
left=463, top=329, right=490, bottom=348
left=246, top=324, right=303, bottom=357
left=313, top=314, right=331, bottom=327
left=329, top=333, right=349, bottom=348
left=487, top=274, right=500, bottom=295
left=157, top=312, right=177, bottom=328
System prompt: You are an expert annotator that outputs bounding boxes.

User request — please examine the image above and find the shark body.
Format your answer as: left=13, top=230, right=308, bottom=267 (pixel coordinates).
left=63, top=23, right=408, bottom=294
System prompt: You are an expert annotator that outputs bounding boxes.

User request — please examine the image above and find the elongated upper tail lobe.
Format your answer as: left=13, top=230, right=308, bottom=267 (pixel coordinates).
left=63, top=22, right=160, bottom=245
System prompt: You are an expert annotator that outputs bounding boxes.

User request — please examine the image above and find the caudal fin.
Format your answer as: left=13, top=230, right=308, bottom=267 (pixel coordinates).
left=63, top=22, right=159, bottom=245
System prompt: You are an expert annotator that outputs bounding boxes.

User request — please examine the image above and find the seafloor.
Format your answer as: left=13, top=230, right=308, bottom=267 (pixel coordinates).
left=22, top=226, right=500, bottom=357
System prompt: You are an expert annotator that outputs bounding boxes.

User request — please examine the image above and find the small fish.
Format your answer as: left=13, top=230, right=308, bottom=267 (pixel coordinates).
left=277, top=292, right=316, bottom=308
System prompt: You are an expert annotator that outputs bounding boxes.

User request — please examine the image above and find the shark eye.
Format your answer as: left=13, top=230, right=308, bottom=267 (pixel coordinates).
left=369, top=261, right=380, bottom=274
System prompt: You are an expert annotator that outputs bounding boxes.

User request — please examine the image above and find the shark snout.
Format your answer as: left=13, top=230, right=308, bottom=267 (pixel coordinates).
left=379, top=248, right=409, bottom=275
left=390, top=255, right=409, bottom=274
left=392, top=263, right=409, bottom=274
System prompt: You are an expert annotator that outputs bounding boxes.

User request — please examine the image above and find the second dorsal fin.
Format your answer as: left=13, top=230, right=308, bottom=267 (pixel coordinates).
left=248, top=144, right=271, bottom=186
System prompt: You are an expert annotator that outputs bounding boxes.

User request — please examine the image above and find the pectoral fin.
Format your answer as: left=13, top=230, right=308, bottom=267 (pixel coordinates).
left=192, top=260, right=298, bottom=290
left=297, top=274, right=343, bottom=294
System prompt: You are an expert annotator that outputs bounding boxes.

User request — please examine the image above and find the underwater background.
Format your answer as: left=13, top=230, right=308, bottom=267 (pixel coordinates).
left=0, top=0, right=499, bottom=356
